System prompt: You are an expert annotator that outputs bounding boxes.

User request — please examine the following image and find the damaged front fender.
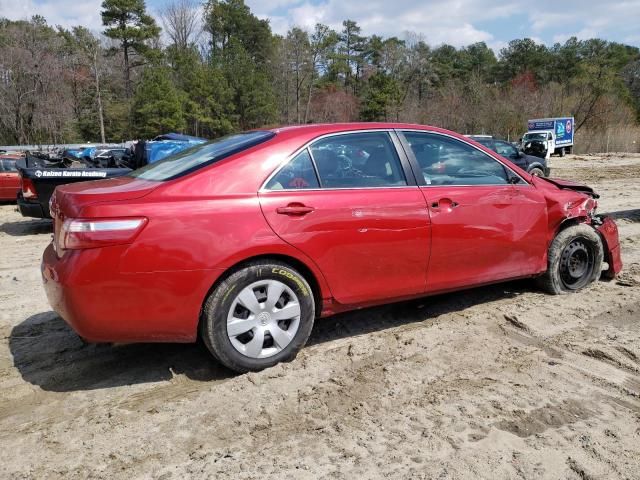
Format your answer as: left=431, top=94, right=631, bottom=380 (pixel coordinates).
left=532, top=175, right=623, bottom=279
left=593, top=215, right=623, bottom=279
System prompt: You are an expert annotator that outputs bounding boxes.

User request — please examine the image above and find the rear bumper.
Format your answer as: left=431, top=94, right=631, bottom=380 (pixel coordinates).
left=41, top=243, right=224, bottom=343
left=595, top=216, right=622, bottom=278
left=17, top=195, right=48, bottom=218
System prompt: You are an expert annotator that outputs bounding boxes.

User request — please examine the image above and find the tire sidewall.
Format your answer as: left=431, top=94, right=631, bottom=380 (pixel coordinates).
left=547, top=225, right=603, bottom=294
left=203, top=262, right=315, bottom=372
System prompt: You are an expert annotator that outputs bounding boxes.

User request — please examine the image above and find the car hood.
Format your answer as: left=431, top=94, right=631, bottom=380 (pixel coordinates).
left=537, top=176, right=599, bottom=198
left=53, top=176, right=161, bottom=218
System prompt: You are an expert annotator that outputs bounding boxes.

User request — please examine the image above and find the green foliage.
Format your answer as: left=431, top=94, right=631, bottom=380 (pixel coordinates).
left=102, top=0, right=160, bottom=48
left=102, top=0, right=161, bottom=96
left=203, top=0, right=277, bottom=129
left=360, top=72, right=402, bottom=121
left=132, top=67, right=185, bottom=138
left=168, top=47, right=235, bottom=136
left=205, top=0, right=273, bottom=65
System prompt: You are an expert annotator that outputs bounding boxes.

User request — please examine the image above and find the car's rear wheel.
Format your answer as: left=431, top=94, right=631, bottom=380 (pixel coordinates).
left=559, top=147, right=566, bottom=157
left=201, top=260, right=315, bottom=373
left=530, top=167, right=544, bottom=177
left=537, top=224, right=603, bottom=294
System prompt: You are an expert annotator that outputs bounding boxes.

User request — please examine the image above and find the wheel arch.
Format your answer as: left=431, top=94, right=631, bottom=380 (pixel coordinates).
left=527, top=162, right=546, bottom=174
left=198, top=253, right=328, bottom=332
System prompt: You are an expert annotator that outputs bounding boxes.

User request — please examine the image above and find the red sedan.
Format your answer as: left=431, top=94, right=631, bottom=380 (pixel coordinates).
left=42, top=123, right=622, bottom=372
left=0, top=157, right=21, bottom=201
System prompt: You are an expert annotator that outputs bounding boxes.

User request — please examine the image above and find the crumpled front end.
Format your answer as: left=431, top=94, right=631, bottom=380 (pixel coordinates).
left=593, top=215, right=623, bottom=279
left=532, top=175, right=623, bottom=279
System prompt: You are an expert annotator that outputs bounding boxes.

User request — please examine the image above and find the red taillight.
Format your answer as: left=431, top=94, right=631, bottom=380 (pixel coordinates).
left=21, top=177, right=37, bottom=199
left=57, top=217, right=147, bottom=251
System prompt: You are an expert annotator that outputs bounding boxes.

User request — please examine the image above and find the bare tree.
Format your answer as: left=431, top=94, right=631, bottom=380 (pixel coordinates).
left=161, top=0, right=201, bottom=50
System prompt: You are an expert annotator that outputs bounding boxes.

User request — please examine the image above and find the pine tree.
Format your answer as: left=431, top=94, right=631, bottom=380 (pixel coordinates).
left=132, top=67, right=185, bottom=138
left=101, top=0, right=161, bottom=97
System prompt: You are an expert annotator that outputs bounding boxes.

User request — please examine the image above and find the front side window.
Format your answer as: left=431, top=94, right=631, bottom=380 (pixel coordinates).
left=130, top=131, right=275, bottom=181
left=403, top=132, right=509, bottom=186
left=265, top=149, right=320, bottom=190
left=309, top=132, right=407, bottom=188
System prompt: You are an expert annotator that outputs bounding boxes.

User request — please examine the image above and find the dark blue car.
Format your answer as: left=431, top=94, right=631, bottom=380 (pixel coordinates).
left=468, top=135, right=550, bottom=177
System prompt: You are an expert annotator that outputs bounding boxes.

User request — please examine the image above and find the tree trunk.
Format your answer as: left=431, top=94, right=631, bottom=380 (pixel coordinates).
left=94, top=51, right=106, bottom=143
left=124, top=43, right=131, bottom=97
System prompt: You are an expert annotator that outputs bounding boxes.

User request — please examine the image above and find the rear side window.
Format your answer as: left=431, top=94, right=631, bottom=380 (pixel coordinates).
left=309, top=132, right=407, bottom=188
left=130, top=131, right=275, bottom=181
left=265, top=149, right=320, bottom=190
left=403, top=132, right=509, bottom=186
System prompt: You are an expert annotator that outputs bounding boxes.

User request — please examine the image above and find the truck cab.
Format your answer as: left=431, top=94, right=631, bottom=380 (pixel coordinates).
left=521, top=130, right=555, bottom=159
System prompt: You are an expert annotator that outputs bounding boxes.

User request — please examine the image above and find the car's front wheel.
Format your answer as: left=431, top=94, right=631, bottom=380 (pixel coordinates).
left=201, top=260, right=315, bottom=373
left=530, top=167, right=545, bottom=177
left=537, top=224, right=603, bottom=294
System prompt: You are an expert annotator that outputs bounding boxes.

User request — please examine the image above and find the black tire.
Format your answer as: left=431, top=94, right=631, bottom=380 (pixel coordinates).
left=530, top=167, right=545, bottom=177
left=536, top=224, right=603, bottom=295
left=200, top=260, right=315, bottom=373
left=559, top=147, right=566, bottom=157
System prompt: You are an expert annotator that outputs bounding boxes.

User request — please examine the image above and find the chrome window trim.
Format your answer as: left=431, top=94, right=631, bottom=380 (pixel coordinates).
left=398, top=129, right=531, bottom=187
left=259, top=129, right=412, bottom=193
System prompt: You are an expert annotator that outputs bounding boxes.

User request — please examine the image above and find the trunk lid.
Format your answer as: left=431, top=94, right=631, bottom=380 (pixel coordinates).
left=53, top=176, right=160, bottom=219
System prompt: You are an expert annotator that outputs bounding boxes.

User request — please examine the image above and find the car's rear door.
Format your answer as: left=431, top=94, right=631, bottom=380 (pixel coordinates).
left=399, top=130, right=548, bottom=292
left=259, top=130, right=431, bottom=305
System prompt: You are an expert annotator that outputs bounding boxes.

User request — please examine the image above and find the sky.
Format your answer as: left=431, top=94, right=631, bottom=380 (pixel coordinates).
left=1, top=0, right=639, bottom=52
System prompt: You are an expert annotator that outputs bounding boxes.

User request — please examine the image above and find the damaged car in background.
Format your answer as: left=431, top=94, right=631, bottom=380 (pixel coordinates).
left=41, top=123, right=622, bottom=374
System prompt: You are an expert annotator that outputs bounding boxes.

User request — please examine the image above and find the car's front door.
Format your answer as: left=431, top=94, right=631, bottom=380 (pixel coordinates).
left=259, top=131, right=431, bottom=305
left=399, top=131, right=548, bottom=292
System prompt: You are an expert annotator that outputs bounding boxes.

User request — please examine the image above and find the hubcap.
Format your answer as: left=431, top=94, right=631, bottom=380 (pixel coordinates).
left=559, top=238, right=594, bottom=290
left=226, top=280, right=301, bottom=359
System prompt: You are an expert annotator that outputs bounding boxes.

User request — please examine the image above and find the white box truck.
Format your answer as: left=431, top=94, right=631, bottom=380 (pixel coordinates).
left=522, top=117, right=574, bottom=159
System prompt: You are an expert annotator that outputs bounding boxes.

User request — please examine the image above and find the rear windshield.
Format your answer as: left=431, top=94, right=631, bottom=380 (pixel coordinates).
left=130, top=131, right=275, bottom=181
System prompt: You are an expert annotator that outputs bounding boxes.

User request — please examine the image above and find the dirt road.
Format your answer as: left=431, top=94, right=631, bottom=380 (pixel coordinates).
left=1, top=154, right=639, bottom=479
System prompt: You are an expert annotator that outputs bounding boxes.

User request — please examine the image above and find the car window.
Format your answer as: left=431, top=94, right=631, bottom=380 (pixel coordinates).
left=1, top=159, right=17, bottom=172
left=265, top=149, right=320, bottom=190
left=309, top=132, right=407, bottom=189
left=403, top=132, right=509, bottom=186
left=495, top=141, right=518, bottom=158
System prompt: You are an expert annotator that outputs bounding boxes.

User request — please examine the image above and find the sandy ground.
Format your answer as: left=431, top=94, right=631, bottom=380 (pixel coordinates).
left=0, top=154, right=639, bottom=479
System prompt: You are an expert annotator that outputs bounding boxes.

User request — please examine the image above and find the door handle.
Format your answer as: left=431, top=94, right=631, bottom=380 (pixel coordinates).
left=276, top=203, right=315, bottom=216
left=431, top=198, right=459, bottom=209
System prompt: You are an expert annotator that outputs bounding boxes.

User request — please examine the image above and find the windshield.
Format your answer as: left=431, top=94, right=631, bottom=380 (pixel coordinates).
left=523, top=133, right=547, bottom=141
left=130, top=131, right=275, bottom=181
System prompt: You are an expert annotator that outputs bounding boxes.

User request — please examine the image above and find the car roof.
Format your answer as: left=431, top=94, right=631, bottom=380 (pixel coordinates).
left=265, top=122, right=473, bottom=145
